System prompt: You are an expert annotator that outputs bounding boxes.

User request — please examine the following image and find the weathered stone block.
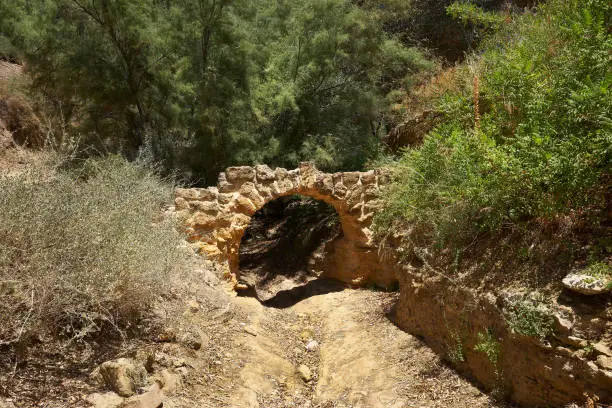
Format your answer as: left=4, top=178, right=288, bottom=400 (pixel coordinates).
left=299, top=162, right=318, bottom=189
left=275, top=167, right=289, bottom=180
left=255, top=164, right=275, bottom=182
left=363, top=184, right=379, bottom=201
left=332, top=172, right=343, bottom=184
left=333, top=182, right=347, bottom=199
left=345, top=185, right=364, bottom=208
left=216, top=212, right=234, bottom=227
left=256, top=184, right=273, bottom=201
left=360, top=171, right=376, bottom=185
left=239, top=182, right=264, bottom=207
left=218, top=193, right=233, bottom=204
left=174, top=197, right=189, bottom=210
left=275, top=179, right=295, bottom=195
left=231, top=213, right=252, bottom=228
left=230, top=196, right=257, bottom=216
left=315, top=174, right=333, bottom=195
left=197, top=187, right=218, bottom=201
left=219, top=181, right=236, bottom=193
left=226, top=166, right=256, bottom=183
left=342, top=172, right=360, bottom=187
left=191, top=201, right=219, bottom=214
left=190, top=213, right=216, bottom=229
left=175, top=188, right=199, bottom=200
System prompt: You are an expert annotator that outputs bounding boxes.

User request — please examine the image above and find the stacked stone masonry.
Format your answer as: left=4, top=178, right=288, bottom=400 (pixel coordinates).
left=174, top=162, right=396, bottom=286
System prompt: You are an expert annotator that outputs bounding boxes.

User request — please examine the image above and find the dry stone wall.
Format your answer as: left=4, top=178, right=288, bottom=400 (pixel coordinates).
left=173, top=162, right=396, bottom=287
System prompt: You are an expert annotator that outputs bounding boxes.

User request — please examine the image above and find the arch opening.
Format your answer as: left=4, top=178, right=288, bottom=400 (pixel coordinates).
left=237, top=195, right=348, bottom=307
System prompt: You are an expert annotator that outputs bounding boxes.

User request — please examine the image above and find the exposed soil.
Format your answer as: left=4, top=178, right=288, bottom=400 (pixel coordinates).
left=0, top=197, right=513, bottom=407
left=159, top=275, right=512, bottom=408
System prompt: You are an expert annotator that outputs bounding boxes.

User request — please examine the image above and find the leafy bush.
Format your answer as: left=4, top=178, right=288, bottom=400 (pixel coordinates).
left=505, top=300, right=554, bottom=339
left=0, top=156, right=185, bottom=346
left=375, top=0, right=611, bottom=245
left=474, top=329, right=501, bottom=365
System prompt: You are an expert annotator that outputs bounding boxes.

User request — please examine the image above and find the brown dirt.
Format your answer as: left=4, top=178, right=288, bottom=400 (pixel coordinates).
left=157, top=274, right=511, bottom=407
left=0, top=251, right=513, bottom=407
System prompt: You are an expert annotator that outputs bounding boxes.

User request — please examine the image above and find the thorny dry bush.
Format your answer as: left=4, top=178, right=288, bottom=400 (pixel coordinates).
left=0, top=155, right=186, bottom=352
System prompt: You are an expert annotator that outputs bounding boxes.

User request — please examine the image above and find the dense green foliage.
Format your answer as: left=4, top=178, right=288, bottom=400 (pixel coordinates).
left=0, top=0, right=434, bottom=182
left=0, top=156, right=184, bottom=342
left=375, top=0, right=611, bottom=244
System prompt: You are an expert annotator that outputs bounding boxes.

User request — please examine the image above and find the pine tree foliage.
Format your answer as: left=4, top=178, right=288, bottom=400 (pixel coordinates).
left=0, top=0, right=434, bottom=182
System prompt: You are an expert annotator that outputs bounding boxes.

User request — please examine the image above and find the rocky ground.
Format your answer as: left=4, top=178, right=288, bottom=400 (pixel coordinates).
left=0, top=251, right=514, bottom=408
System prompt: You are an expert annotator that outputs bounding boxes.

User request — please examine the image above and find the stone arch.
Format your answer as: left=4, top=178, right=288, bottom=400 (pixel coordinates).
left=174, top=162, right=396, bottom=287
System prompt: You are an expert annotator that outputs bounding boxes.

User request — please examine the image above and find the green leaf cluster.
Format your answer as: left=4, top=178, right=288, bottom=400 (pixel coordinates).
left=0, top=0, right=434, bottom=182
left=375, top=0, right=611, bottom=244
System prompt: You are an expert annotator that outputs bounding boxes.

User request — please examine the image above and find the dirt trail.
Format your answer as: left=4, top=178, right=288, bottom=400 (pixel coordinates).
left=169, top=278, right=510, bottom=408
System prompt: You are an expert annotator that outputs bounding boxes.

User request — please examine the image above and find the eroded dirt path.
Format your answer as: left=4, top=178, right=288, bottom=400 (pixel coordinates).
left=167, top=276, right=510, bottom=408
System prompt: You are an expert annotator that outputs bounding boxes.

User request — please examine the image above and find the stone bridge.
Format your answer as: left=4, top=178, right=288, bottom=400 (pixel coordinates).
left=173, top=162, right=397, bottom=288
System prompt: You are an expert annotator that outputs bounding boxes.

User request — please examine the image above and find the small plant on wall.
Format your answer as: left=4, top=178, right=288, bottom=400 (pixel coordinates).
left=446, top=329, right=466, bottom=364
left=474, top=329, right=501, bottom=367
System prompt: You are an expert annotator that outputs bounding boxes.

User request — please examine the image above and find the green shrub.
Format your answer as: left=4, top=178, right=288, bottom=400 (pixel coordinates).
left=505, top=300, right=554, bottom=339
left=0, top=155, right=185, bottom=345
left=374, top=0, right=611, bottom=245
left=474, top=329, right=501, bottom=366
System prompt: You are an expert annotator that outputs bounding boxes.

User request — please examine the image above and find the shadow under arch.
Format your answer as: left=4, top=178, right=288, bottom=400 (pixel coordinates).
left=237, top=195, right=349, bottom=304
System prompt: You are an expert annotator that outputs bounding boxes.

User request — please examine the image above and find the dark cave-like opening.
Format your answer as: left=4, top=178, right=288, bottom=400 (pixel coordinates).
left=237, top=195, right=347, bottom=307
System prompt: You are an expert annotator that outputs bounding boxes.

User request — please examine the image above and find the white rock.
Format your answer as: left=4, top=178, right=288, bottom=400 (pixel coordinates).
left=305, top=340, right=319, bottom=351
left=562, top=273, right=611, bottom=295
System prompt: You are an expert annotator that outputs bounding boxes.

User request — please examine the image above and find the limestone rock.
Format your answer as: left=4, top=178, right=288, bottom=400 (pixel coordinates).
left=121, top=383, right=163, bottom=408
left=226, top=166, right=256, bottom=183
left=297, top=364, right=312, bottom=382
left=562, top=272, right=611, bottom=295
left=360, top=170, right=376, bottom=185
left=596, top=355, right=612, bottom=370
left=332, top=182, right=347, bottom=199
left=255, top=164, right=275, bottom=181
left=191, top=201, right=219, bottom=214
left=175, top=188, right=199, bottom=200
left=230, top=196, right=257, bottom=216
left=85, top=392, right=124, bottom=408
left=156, top=369, right=183, bottom=394
left=342, top=172, right=360, bottom=187
left=179, top=331, right=202, bottom=350
left=174, top=197, right=189, bottom=210
left=90, top=358, right=148, bottom=397
left=197, top=187, right=218, bottom=201
left=594, top=342, right=612, bottom=357
left=190, top=213, right=216, bottom=229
